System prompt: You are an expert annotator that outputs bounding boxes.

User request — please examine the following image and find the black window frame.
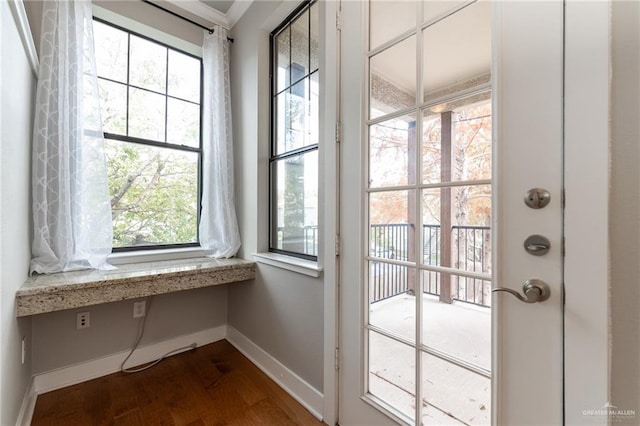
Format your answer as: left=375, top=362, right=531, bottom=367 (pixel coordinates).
left=92, top=17, right=204, bottom=252
left=268, top=0, right=319, bottom=261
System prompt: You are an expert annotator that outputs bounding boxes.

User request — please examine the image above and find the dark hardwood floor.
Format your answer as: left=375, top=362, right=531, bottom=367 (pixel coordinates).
left=31, top=340, right=325, bottom=425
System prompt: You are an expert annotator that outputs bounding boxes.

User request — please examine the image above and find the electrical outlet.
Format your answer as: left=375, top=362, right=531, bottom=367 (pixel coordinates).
left=77, top=311, right=90, bottom=329
left=21, top=337, right=26, bottom=365
left=133, top=301, right=146, bottom=318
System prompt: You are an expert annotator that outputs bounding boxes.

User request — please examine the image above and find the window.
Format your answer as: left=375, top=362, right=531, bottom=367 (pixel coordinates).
left=269, top=0, right=320, bottom=260
left=93, top=19, right=202, bottom=250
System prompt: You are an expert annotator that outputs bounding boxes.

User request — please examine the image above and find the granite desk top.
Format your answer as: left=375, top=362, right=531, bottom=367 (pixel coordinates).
left=16, top=257, right=256, bottom=317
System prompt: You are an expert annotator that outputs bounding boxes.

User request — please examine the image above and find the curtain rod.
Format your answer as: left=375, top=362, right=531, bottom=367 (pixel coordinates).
left=141, top=0, right=234, bottom=43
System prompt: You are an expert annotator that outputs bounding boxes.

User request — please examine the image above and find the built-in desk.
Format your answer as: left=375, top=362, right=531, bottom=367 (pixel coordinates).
left=16, top=258, right=256, bottom=317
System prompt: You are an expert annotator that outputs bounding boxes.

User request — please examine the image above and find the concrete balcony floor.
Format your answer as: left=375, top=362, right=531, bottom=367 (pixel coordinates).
left=368, top=293, right=491, bottom=425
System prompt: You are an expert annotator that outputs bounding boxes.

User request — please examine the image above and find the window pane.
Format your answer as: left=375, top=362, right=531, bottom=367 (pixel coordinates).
left=291, top=9, right=309, bottom=78
left=276, top=77, right=314, bottom=154
left=275, top=27, right=291, bottom=93
left=98, top=79, right=127, bottom=135
left=105, top=141, right=198, bottom=247
left=128, top=88, right=166, bottom=141
left=129, top=35, right=167, bottom=93
left=370, top=0, right=416, bottom=50
left=168, top=50, right=201, bottom=103
left=310, top=3, right=319, bottom=72
left=369, top=114, right=417, bottom=188
left=309, top=72, right=319, bottom=146
left=167, top=98, right=200, bottom=148
left=290, top=78, right=308, bottom=149
left=422, top=2, right=491, bottom=103
left=93, top=21, right=128, bottom=83
left=370, top=35, right=416, bottom=120
left=274, top=90, right=291, bottom=154
left=272, top=151, right=318, bottom=256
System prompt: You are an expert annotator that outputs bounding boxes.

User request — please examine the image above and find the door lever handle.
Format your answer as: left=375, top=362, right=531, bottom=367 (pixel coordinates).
left=492, top=279, right=551, bottom=303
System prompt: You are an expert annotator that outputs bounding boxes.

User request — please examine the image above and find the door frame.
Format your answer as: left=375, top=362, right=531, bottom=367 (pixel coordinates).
left=330, top=1, right=611, bottom=425
left=563, top=1, right=609, bottom=424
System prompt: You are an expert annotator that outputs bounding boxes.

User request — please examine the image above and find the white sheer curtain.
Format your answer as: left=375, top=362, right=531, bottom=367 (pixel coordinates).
left=199, top=27, right=241, bottom=258
left=31, top=0, right=113, bottom=274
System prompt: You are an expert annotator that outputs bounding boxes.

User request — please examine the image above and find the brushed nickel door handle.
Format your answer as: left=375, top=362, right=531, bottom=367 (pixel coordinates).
left=492, top=279, right=551, bottom=303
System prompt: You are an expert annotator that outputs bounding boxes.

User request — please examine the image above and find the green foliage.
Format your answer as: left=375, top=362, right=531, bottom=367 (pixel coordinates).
left=105, top=141, right=198, bottom=247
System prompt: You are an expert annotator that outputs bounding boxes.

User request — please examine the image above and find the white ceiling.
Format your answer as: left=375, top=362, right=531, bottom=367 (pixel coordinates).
left=167, top=0, right=253, bottom=30
left=199, top=0, right=235, bottom=14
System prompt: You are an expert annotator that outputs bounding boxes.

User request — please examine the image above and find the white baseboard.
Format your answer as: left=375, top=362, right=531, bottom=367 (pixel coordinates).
left=15, top=378, right=36, bottom=426
left=226, top=325, right=324, bottom=421
left=33, top=325, right=226, bottom=395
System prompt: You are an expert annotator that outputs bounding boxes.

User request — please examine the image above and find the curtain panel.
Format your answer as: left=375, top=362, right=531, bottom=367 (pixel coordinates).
left=199, top=27, right=241, bottom=258
left=31, top=0, right=113, bottom=274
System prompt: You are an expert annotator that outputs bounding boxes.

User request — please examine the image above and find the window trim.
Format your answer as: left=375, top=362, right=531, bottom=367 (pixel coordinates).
left=268, top=0, right=320, bottom=261
left=93, top=17, right=204, bottom=252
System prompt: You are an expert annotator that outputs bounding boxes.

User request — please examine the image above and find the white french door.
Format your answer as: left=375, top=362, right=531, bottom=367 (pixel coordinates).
left=338, top=1, right=564, bottom=425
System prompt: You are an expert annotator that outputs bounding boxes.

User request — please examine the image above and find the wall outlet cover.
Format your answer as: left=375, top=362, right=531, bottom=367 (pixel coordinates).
left=76, top=312, right=90, bottom=329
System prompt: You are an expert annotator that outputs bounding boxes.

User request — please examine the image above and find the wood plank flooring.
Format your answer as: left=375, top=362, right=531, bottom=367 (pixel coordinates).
left=31, top=340, right=325, bottom=426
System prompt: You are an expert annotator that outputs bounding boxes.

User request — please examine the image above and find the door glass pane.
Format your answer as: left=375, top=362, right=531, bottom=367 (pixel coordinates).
left=369, top=331, right=415, bottom=421
left=422, top=2, right=491, bottom=103
left=370, top=1, right=416, bottom=50
left=370, top=35, right=416, bottom=120
left=369, top=262, right=415, bottom=342
left=421, top=185, right=491, bottom=272
left=420, top=271, right=491, bottom=369
left=421, top=352, right=490, bottom=425
left=369, top=190, right=417, bottom=263
left=423, top=97, right=492, bottom=184
left=423, top=0, right=467, bottom=24
left=272, top=151, right=318, bottom=256
left=369, top=114, right=417, bottom=188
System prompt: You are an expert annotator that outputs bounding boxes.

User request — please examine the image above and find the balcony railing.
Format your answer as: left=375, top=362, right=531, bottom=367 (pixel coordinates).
left=370, top=223, right=491, bottom=307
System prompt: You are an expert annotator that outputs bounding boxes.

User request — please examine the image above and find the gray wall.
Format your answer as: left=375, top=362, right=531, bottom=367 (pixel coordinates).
left=32, top=286, right=228, bottom=374
left=1, top=2, right=35, bottom=424
left=610, top=0, right=640, bottom=419
left=228, top=0, right=324, bottom=392
left=23, top=0, right=204, bottom=56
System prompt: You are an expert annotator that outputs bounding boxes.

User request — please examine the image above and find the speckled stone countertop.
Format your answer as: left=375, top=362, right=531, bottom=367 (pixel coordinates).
left=16, top=257, right=256, bottom=317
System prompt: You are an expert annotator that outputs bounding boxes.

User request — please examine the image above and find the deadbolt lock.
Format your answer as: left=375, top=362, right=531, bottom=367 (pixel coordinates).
left=524, top=188, right=551, bottom=209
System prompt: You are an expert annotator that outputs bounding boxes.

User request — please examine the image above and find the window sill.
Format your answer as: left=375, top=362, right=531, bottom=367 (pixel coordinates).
left=253, top=252, right=323, bottom=278
left=16, top=257, right=255, bottom=317
left=108, top=246, right=207, bottom=265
